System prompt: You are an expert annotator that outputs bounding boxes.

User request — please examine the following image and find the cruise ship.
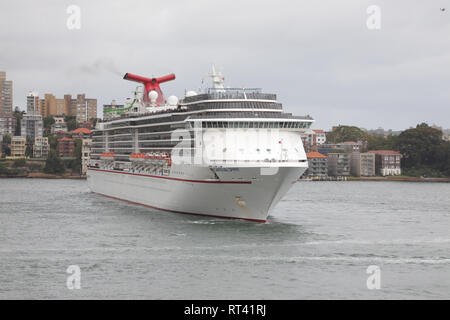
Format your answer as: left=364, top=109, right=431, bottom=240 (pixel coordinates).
left=87, top=67, right=314, bottom=222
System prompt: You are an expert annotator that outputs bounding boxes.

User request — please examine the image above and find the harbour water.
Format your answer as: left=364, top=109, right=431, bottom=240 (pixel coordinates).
left=0, top=179, right=449, bottom=299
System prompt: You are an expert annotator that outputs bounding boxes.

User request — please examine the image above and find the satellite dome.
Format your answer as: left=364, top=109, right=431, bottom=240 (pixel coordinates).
left=148, top=90, right=158, bottom=104
left=185, top=91, right=197, bottom=97
left=167, top=95, right=179, bottom=106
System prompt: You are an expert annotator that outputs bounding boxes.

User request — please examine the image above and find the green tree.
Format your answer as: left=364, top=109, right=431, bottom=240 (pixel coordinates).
left=367, top=134, right=398, bottom=151
left=13, top=108, right=24, bottom=136
left=71, top=138, right=82, bottom=174
left=47, top=135, right=58, bottom=151
left=326, top=125, right=369, bottom=144
left=67, top=119, right=78, bottom=131
left=25, top=136, right=34, bottom=158
left=43, top=116, right=55, bottom=129
left=90, top=117, right=99, bottom=127
left=64, top=115, right=76, bottom=122
left=13, top=158, right=27, bottom=167
left=395, top=123, right=449, bottom=177
left=396, top=124, right=442, bottom=168
left=43, top=150, right=65, bottom=174
left=3, top=134, right=11, bottom=144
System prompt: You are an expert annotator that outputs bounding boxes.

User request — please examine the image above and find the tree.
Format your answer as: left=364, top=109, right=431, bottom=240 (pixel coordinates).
left=3, top=134, right=11, bottom=144
left=396, top=124, right=442, bottom=168
left=43, top=150, right=65, bottom=174
left=395, top=123, right=449, bottom=177
left=43, top=116, right=55, bottom=129
left=367, top=134, right=398, bottom=151
left=47, top=135, right=58, bottom=151
left=2, top=134, right=11, bottom=156
left=13, top=108, right=24, bottom=136
left=64, top=115, right=76, bottom=122
left=67, top=119, right=78, bottom=131
left=326, top=125, right=369, bottom=144
left=25, top=136, right=34, bottom=158
left=13, top=158, right=27, bottom=167
left=71, top=138, right=82, bottom=174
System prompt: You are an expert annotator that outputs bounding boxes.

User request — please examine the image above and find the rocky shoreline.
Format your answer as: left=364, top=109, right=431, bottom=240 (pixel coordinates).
left=0, top=172, right=86, bottom=179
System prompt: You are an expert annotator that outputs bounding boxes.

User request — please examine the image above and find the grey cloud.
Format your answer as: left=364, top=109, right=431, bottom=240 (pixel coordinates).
left=0, top=0, right=449, bottom=130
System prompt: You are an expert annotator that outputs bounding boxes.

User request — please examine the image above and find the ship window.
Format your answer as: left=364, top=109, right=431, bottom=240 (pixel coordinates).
left=243, top=122, right=249, bottom=128
left=249, top=122, right=254, bottom=128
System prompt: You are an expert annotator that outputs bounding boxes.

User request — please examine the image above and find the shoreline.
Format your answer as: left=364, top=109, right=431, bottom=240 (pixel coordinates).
left=300, top=176, right=450, bottom=183
left=347, top=176, right=450, bottom=182
left=0, top=172, right=87, bottom=179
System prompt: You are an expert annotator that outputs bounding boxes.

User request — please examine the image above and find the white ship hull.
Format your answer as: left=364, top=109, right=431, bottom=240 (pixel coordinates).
left=87, top=165, right=306, bottom=222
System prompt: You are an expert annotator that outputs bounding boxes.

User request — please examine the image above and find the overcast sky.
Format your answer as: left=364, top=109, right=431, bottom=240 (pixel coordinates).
left=1, top=0, right=449, bottom=130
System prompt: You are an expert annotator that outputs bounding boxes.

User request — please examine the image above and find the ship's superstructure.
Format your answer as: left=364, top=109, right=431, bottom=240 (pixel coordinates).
left=88, top=68, right=313, bottom=222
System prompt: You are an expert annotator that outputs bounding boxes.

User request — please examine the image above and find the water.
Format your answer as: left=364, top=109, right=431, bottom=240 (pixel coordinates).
left=0, top=179, right=449, bottom=299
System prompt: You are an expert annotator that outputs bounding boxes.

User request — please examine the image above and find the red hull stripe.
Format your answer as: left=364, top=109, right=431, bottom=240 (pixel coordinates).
left=88, top=168, right=251, bottom=184
left=93, top=192, right=266, bottom=223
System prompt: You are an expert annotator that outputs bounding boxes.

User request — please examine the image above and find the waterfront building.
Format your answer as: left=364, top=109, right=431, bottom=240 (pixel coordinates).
left=305, top=151, right=328, bottom=179
left=0, top=71, right=13, bottom=114
left=57, top=137, right=75, bottom=157
left=367, top=150, right=402, bottom=176
left=0, top=113, right=17, bottom=135
left=351, top=152, right=376, bottom=177
left=33, top=136, right=49, bottom=158
left=21, top=113, right=43, bottom=141
left=327, top=152, right=351, bottom=176
left=10, top=136, right=26, bottom=159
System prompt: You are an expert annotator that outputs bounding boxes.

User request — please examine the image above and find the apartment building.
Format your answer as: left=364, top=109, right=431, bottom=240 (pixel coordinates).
left=367, top=150, right=402, bottom=176
left=351, top=152, right=376, bottom=177
left=21, top=113, right=43, bottom=141
left=57, top=137, right=75, bottom=157
left=0, top=113, right=17, bottom=135
left=0, top=71, right=13, bottom=114
left=305, top=152, right=328, bottom=179
left=33, top=136, right=49, bottom=158
left=10, top=136, right=26, bottom=159
left=327, top=152, right=351, bottom=177
left=27, top=91, right=41, bottom=114
left=37, top=93, right=97, bottom=121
